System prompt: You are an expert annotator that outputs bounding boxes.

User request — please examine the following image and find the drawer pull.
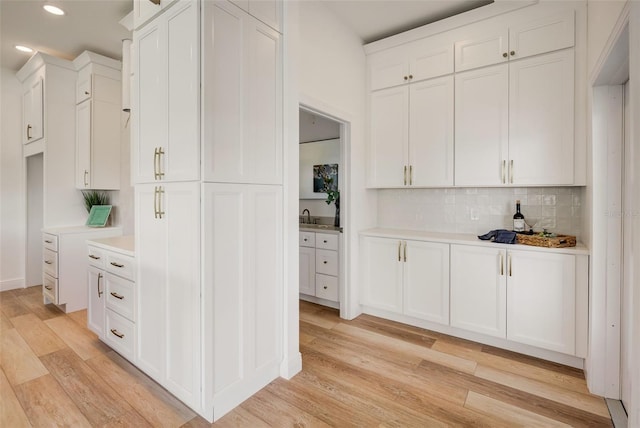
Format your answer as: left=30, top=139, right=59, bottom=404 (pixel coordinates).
left=45, top=285, right=53, bottom=291
left=110, top=262, right=125, bottom=268
left=44, top=240, right=53, bottom=244
left=44, top=260, right=53, bottom=265
left=27, top=124, right=32, bottom=139
left=110, top=329, right=125, bottom=339
left=89, top=254, right=101, bottom=260
left=110, top=292, right=125, bottom=300
left=98, top=273, right=103, bottom=297
left=84, top=90, right=90, bottom=95
left=323, top=240, right=328, bottom=243
left=323, top=286, right=328, bottom=290
left=323, top=261, right=328, bottom=264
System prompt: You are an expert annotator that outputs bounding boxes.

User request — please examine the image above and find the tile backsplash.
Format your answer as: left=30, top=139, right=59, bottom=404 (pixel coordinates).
left=377, top=187, right=584, bottom=239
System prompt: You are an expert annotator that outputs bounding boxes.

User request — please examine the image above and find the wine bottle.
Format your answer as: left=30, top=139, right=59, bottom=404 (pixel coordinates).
left=513, top=200, right=525, bottom=232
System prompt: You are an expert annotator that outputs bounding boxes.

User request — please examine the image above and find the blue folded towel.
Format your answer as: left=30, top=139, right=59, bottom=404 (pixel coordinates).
left=478, top=229, right=517, bottom=244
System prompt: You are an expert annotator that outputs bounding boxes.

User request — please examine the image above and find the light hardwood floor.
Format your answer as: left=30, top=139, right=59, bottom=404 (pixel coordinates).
left=1, top=286, right=612, bottom=427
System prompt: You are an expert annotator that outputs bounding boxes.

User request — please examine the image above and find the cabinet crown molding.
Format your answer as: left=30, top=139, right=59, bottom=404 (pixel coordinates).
left=16, top=52, right=75, bottom=82
left=73, top=50, right=122, bottom=71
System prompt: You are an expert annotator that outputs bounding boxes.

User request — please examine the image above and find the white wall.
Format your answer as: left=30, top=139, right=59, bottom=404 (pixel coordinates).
left=297, top=0, right=377, bottom=319
left=0, top=66, right=26, bottom=291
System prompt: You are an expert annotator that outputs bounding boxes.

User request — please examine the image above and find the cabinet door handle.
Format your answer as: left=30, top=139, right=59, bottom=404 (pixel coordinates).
left=499, top=253, right=504, bottom=276
left=403, top=166, right=407, bottom=186
left=110, top=262, right=125, bottom=268
left=84, top=90, right=90, bottom=95
left=84, top=170, right=89, bottom=187
left=44, top=240, right=52, bottom=244
left=45, top=285, right=53, bottom=291
left=408, top=74, right=413, bottom=80
left=27, top=124, right=32, bottom=139
left=510, top=50, right=516, bottom=56
left=89, top=254, right=100, bottom=260
left=502, top=160, right=506, bottom=184
left=153, top=148, right=159, bottom=180
left=510, top=160, right=514, bottom=184
left=502, top=52, right=508, bottom=58
left=398, top=241, right=402, bottom=262
left=154, top=186, right=165, bottom=219
left=403, top=241, right=407, bottom=262
left=323, top=240, right=328, bottom=243
left=508, top=254, right=512, bottom=277
left=98, top=273, right=103, bottom=297
left=323, top=261, right=328, bottom=264
left=403, top=75, right=409, bottom=81
left=409, top=165, right=413, bottom=185
left=44, top=260, right=53, bottom=265
left=110, top=292, right=124, bottom=300
left=110, top=328, right=124, bottom=339
left=323, top=285, right=328, bottom=290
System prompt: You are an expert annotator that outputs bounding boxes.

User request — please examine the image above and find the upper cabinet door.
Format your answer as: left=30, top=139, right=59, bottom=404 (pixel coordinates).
left=368, top=86, right=409, bottom=188
left=249, top=0, right=281, bottom=32
left=23, top=77, right=44, bottom=144
left=202, top=1, right=282, bottom=185
left=369, top=46, right=411, bottom=91
left=455, top=25, right=508, bottom=72
left=409, top=75, right=454, bottom=187
left=409, top=37, right=454, bottom=82
left=454, top=64, right=508, bottom=186
left=508, top=10, right=574, bottom=60
left=75, top=100, right=92, bottom=189
left=133, top=0, right=199, bottom=184
left=509, top=50, right=574, bottom=185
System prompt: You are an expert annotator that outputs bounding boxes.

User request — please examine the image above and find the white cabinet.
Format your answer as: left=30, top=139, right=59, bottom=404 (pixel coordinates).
left=133, top=0, right=199, bottom=184
left=135, top=182, right=201, bottom=409
left=230, top=0, right=282, bottom=32
left=299, top=231, right=340, bottom=304
left=203, top=183, right=283, bottom=418
left=74, top=53, right=122, bottom=190
left=42, top=226, right=122, bottom=313
left=368, top=36, right=453, bottom=91
left=454, top=10, right=574, bottom=72
left=87, top=236, right=136, bottom=362
left=369, top=74, right=453, bottom=188
left=455, top=49, right=574, bottom=186
left=202, top=0, right=282, bottom=185
left=450, top=244, right=586, bottom=356
left=22, top=76, right=44, bottom=144
left=133, top=0, right=180, bottom=30
left=361, top=237, right=449, bottom=325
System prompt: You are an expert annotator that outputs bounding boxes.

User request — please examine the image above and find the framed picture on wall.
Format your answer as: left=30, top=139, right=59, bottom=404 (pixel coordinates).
left=313, top=164, right=338, bottom=193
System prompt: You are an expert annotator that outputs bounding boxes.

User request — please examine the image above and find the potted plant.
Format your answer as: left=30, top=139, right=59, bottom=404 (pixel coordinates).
left=82, top=190, right=110, bottom=213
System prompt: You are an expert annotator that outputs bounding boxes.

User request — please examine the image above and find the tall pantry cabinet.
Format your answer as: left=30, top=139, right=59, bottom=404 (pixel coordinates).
left=133, top=0, right=283, bottom=422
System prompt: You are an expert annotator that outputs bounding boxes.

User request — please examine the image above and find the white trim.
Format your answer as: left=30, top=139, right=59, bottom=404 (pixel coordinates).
left=589, top=3, right=632, bottom=87
left=0, top=278, right=26, bottom=292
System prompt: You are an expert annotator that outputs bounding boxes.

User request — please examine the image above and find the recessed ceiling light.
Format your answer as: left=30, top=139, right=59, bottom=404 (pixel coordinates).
left=15, top=45, right=34, bottom=53
left=43, top=4, right=65, bottom=15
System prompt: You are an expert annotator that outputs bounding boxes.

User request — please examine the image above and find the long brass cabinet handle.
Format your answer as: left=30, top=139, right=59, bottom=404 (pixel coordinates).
left=500, top=253, right=504, bottom=276
left=154, top=186, right=165, bottom=219
left=110, top=262, right=124, bottom=268
left=97, top=273, right=103, bottom=297
left=510, top=160, right=514, bottom=184
left=502, top=160, right=506, bottom=184
left=403, top=241, right=407, bottom=262
left=110, top=292, right=124, bottom=300
left=409, top=165, right=413, bottom=185
left=403, top=166, right=407, bottom=186
left=84, top=170, right=89, bottom=187
left=398, top=241, right=402, bottom=262
left=110, top=329, right=124, bottom=339
left=508, top=254, right=512, bottom=277
left=154, top=147, right=165, bottom=180
left=27, top=124, right=32, bottom=139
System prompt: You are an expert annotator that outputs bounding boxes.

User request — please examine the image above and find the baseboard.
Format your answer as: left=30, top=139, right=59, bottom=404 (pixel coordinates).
left=280, top=351, right=302, bottom=379
left=0, top=278, right=25, bottom=292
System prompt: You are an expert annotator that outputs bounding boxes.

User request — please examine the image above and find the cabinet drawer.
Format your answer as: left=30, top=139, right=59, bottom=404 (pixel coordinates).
left=43, top=248, right=58, bottom=278
left=315, top=273, right=338, bottom=302
left=316, top=249, right=338, bottom=276
left=87, top=246, right=105, bottom=269
left=105, top=309, right=135, bottom=362
left=299, top=231, right=315, bottom=248
left=105, top=273, right=135, bottom=322
left=43, top=233, right=58, bottom=251
left=105, top=253, right=135, bottom=281
left=315, top=233, right=338, bottom=251
left=43, top=274, right=58, bottom=303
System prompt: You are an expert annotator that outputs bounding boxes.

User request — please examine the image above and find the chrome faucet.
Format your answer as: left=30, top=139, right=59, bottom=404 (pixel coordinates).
left=302, top=209, right=311, bottom=224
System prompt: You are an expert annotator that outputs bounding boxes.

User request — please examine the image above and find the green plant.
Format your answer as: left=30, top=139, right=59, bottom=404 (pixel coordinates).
left=321, top=177, right=339, bottom=206
left=81, top=190, right=110, bottom=213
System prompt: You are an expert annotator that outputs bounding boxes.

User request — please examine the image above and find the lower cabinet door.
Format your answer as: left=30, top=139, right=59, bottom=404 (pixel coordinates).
left=506, top=249, right=576, bottom=355
left=360, top=236, right=403, bottom=314
left=299, top=246, right=315, bottom=296
left=450, top=245, right=506, bottom=338
left=87, top=266, right=105, bottom=337
left=403, top=240, right=449, bottom=325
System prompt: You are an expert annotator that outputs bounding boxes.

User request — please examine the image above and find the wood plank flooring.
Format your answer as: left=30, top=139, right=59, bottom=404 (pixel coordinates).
left=0, top=286, right=612, bottom=427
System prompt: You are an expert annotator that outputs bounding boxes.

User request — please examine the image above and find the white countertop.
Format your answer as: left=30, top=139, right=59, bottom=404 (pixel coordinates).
left=360, top=228, right=590, bottom=256
left=87, top=235, right=135, bottom=256
left=299, top=225, right=342, bottom=235
left=43, top=225, right=123, bottom=235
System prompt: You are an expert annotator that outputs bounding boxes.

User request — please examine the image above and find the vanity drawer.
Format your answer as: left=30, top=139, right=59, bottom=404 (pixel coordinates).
left=105, top=253, right=135, bottom=281
left=315, top=233, right=338, bottom=251
left=105, top=309, right=135, bottom=362
left=315, top=273, right=338, bottom=302
left=105, top=273, right=135, bottom=322
left=87, top=246, right=105, bottom=269
left=43, top=274, right=58, bottom=302
left=43, top=248, right=58, bottom=278
left=316, top=249, right=338, bottom=276
left=299, top=231, right=315, bottom=248
left=43, top=233, right=58, bottom=251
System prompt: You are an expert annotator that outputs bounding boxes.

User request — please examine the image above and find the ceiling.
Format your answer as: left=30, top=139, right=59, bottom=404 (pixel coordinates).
left=1, top=0, right=492, bottom=72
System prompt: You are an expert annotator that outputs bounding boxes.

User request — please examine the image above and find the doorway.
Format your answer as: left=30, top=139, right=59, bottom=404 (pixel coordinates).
left=298, top=106, right=349, bottom=317
left=620, top=80, right=631, bottom=414
left=25, top=153, right=43, bottom=287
